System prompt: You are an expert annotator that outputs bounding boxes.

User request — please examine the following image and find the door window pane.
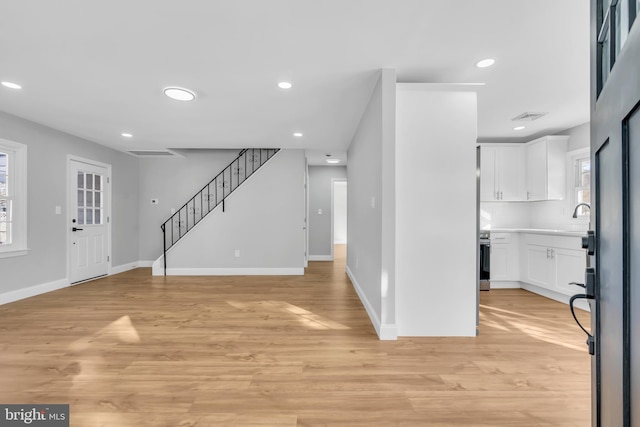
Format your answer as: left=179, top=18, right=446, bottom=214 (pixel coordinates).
left=76, top=171, right=104, bottom=225
left=602, top=29, right=611, bottom=87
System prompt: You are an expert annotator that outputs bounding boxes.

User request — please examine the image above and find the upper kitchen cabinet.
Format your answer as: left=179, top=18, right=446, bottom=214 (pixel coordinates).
left=480, top=145, right=526, bottom=201
left=524, top=136, right=569, bottom=201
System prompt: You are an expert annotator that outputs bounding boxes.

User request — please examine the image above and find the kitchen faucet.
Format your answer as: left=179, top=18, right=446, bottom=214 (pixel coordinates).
left=572, top=202, right=592, bottom=268
left=572, top=202, right=591, bottom=218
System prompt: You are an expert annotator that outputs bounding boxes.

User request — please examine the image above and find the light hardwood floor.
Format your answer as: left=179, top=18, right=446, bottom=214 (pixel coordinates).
left=0, top=245, right=591, bottom=426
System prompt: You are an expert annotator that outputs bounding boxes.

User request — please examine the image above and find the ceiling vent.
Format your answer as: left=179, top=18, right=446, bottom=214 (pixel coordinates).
left=127, top=150, right=177, bottom=157
left=512, top=112, right=547, bottom=121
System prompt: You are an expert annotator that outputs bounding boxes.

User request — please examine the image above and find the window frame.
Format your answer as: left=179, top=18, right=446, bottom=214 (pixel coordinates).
left=567, top=148, right=591, bottom=222
left=0, top=138, right=28, bottom=258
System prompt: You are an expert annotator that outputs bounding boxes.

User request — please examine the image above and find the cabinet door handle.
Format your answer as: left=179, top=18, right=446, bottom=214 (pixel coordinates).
left=550, top=249, right=555, bottom=259
left=546, top=248, right=550, bottom=259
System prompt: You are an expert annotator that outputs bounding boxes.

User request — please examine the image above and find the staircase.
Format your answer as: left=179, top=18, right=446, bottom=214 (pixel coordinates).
left=159, top=148, right=280, bottom=275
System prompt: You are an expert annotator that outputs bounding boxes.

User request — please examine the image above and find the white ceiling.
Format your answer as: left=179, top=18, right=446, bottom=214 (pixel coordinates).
left=0, top=1, right=590, bottom=158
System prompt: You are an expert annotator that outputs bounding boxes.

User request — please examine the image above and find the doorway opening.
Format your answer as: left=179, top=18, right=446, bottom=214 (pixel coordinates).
left=332, top=180, right=347, bottom=261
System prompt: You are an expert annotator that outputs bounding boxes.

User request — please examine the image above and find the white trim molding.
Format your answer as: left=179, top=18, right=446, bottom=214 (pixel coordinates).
left=308, top=255, right=334, bottom=261
left=161, top=267, right=304, bottom=276
left=0, top=278, right=69, bottom=305
left=346, top=265, right=398, bottom=340
left=488, top=281, right=521, bottom=289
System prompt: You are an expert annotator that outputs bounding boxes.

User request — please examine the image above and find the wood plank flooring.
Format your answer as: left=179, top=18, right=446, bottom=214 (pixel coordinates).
left=0, top=245, right=591, bottom=426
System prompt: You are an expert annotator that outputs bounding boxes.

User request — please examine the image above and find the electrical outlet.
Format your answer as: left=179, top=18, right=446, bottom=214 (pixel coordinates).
left=318, top=209, right=323, bottom=215
left=234, top=249, right=240, bottom=258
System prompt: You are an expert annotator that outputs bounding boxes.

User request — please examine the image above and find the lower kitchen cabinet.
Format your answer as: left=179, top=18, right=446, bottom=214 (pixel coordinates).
left=524, top=244, right=552, bottom=288
left=490, top=232, right=519, bottom=283
left=521, top=233, right=586, bottom=296
left=553, top=248, right=587, bottom=294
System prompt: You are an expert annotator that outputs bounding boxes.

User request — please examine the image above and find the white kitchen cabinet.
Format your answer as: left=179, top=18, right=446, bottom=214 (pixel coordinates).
left=480, top=145, right=526, bottom=201
left=525, top=136, right=569, bottom=201
left=554, top=248, right=587, bottom=295
left=521, top=233, right=586, bottom=296
left=490, top=232, right=519, bottom=283
left=524, top=244, right=552, bottom=288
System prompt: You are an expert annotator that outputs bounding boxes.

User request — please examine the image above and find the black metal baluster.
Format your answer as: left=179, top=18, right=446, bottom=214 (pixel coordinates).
left=162, top=224, right=167, bottom=276
left=160, top=148, right=279, bottom=255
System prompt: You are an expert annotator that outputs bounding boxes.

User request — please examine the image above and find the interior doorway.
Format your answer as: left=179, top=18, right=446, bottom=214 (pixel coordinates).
left=331, top=179, right=347, bottom=260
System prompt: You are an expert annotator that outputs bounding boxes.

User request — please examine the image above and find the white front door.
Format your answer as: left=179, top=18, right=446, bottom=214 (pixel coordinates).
left=68, top=158, right=110, bottom=284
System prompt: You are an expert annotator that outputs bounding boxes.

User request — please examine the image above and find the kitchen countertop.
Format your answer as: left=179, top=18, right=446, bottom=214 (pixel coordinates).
left=487, top=228, right=588, bottom=237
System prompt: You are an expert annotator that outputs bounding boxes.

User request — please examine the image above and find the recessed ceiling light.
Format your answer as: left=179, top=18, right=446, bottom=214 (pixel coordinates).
left=1, top=81, right=22, bottom=89
left=278, top=82, right=292, bottom=89
left=293, top=132, right=303, bottom=137
left=121, top=133, right=133, bottom=138
left=476, top=58, right=496, bottom=68
left=326, top=159, right=340, bottom=164
left=514, top=126, right=525, bottom=131
left=163, top=87, right=196, bottom=101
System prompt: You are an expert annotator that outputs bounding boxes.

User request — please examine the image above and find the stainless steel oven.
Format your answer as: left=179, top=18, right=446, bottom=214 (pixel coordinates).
left=479, top=230, right=490, bottom=291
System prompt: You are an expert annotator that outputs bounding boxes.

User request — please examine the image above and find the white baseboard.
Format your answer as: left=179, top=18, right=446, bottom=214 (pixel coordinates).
left=161, top=267, right=304, bottom=276
left=0, top=278, right=69, bottom=305
left=520, top=282, right=591, bottom=312
left=111, top=260, right=154, bottom=275
left=309, top=255, right=333, bottom=261
left=346, top=266, right=397, bottom=340
left=110, top=262, right=138, bottom=275
left=489, top=281, right=521, bottom=289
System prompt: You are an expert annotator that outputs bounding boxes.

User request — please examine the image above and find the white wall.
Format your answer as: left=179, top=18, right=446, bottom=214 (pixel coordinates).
left=155, top=150, right=306, bottom=275
left=0, top=110, right=139, bottom=298
left=395, top=85, right=478, bottom=337
left=333, top=181, right=347, bottom=244
left=346, top=69, right=397, bottom=339
left=308, top=166, right=347, bottom=259
left=137, top=149, right=240, bottom=262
